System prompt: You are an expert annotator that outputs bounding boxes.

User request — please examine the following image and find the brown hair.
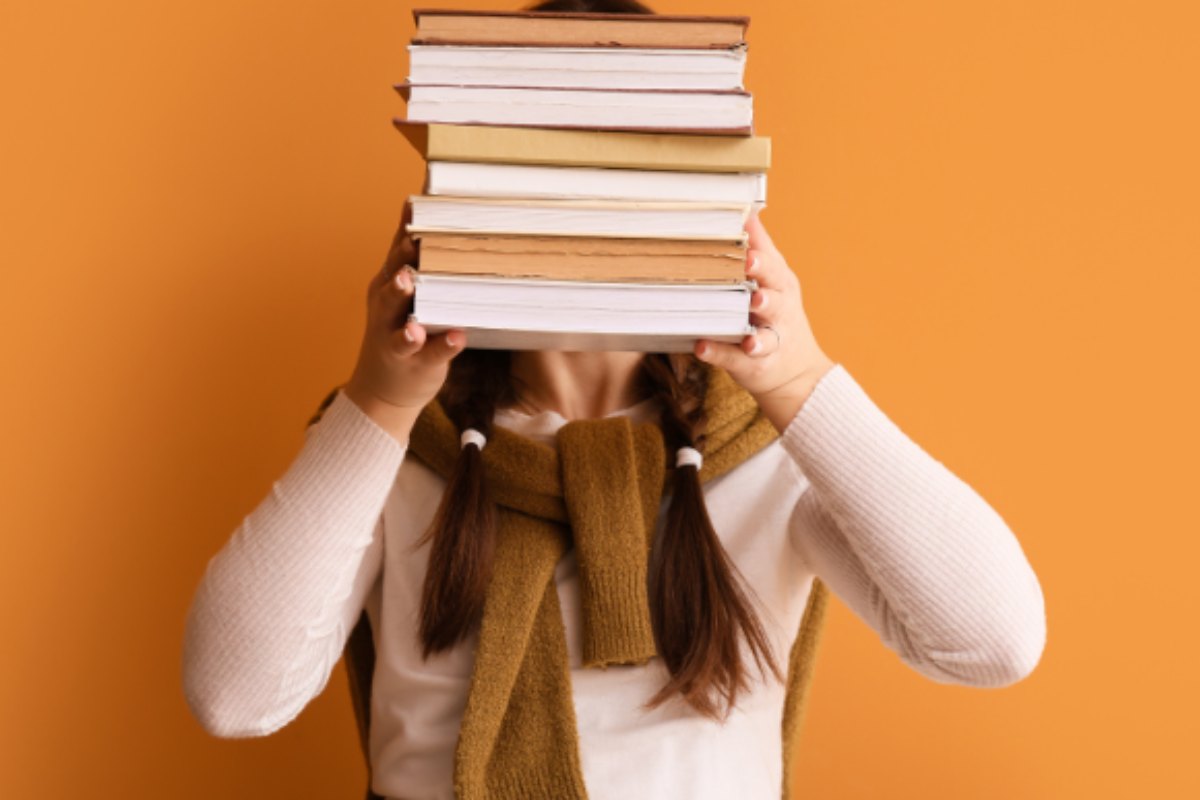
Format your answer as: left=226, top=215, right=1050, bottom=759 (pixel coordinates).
left=523, top=0, right=656, bottom=12
left=417, top=0, right=779, bottom=719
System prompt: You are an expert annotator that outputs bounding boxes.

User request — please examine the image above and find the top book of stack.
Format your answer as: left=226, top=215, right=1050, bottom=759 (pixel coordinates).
left=411, top=8, right=749, bottom=49
left=400, top=8, right=755, bottom=135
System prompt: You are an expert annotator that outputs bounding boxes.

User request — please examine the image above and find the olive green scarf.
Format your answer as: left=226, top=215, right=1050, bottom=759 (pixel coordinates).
left=320, top=366, right=831, bottom=799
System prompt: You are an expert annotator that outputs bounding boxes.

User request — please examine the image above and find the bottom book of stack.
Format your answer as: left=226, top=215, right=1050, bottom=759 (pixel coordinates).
left=410, top=274, right=756, bottom=352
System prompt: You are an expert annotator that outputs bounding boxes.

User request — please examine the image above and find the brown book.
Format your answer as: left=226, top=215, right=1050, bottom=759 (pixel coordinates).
left=395, top=121, right=771, bottom=173
left=415, top=232, right=748, bottom=284
left=411, top=9, right=749, bottom=49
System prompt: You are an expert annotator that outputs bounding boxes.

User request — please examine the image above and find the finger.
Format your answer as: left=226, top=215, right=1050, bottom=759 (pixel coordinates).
left=745, top=246, right=794, bottom=293
left=741, top=327, right=779, bottom=359
left=745, top=210, right=780, bottom=256
left=382, top=201, right=418, bottom=278
left=386, top=317, right=427, bottom=357
left=749, top=287, right=785, bottom=326
left=371, top=264, right=416, bottom=330
left=389, top=199, right=414, bottom=249
left=370, top=239, right=415, bottom=298
left=411, top=328, right=468, bottom=367
left=385, top=231, right=417, bottom=278
left=694, top=338, right=749, bottom=371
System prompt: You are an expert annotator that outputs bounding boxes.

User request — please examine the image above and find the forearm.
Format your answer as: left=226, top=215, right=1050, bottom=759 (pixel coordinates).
left=182, top=389, right=405, bottom=736
left=754, top=354, right=837, bottom=433
left=343, top=379, right=424, bottom=445
left=783, top=365, right=1046, bottom=686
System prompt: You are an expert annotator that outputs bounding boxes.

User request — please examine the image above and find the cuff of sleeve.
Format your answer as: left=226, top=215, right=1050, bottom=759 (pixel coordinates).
left=284, top=389, right=408, bottom=526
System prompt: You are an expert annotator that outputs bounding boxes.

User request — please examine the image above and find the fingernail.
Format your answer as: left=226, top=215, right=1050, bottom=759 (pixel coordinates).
left=403, top=326, right=416, bottom=343
left=747, top=256, right=760, bottom=275
left=696, top=342, right=708, bottom=358
left=748, top=338, right=762, bottom=356
left=754, top=292, right=767, bottom=310
left=446, top=334, right=459, bottom=348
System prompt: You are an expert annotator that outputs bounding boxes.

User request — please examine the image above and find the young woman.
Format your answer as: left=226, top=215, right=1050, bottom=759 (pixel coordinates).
left=182, top=2, right=1046, bottom=798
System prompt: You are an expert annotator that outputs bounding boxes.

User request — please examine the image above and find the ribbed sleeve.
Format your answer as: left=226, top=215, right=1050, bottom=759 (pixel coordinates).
left=182, top=389, right=406, bottom=737
left=781, top=364, right=1046, bottom=687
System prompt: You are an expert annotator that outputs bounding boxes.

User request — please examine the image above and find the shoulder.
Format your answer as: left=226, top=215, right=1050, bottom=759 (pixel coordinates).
left=703, top=438, right=810, bottom=510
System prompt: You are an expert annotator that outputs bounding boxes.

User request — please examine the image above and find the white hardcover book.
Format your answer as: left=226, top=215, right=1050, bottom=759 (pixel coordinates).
left=426, top=161, right=767, bottom=206
left=417, top=328, right=739, bottom=353
left=411, top=274, right=755, bottom=352
left=408, top=196, right=752, bottom=240
left=402, top=85, right=753, bottom=132
left=407, top=45, right=746, bottom=91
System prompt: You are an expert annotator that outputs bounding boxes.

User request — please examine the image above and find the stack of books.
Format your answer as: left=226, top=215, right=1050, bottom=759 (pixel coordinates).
left=395, top=7, right=771, bottom=352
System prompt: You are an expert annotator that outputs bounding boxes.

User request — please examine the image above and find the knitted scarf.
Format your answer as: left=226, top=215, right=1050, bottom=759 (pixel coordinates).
left=318, top=366, right=831, bottom=799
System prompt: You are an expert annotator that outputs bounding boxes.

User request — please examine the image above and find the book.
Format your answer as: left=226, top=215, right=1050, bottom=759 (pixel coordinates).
left=408, top=327, right=737, bottom=353
left=415, top=232, right=748, bottom=284
left=411, top=9, right=749, bottom=50
left=426, top=161, right=766, bottom=205
left=396, top=121, right=771, bottom=172
left=398, top=83, right=753, bottom=134
left=408, top=196, right=752, bottom=240
left=410, top=274, right=755, bottom=352
left=407, top=44, right=746, bottom=91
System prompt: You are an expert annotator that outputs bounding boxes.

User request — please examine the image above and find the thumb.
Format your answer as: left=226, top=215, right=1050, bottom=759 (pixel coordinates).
left=745, top=210, right=779, bottom=256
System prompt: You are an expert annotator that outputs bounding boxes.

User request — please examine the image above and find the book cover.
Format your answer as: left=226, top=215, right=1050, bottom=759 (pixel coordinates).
left=407, top=195, right=752, bottom=240
left=410, top=274, right=755, bottom=352
left=416, top=232, right=748, bottom=283
left=396, top=83, right=753, bottom=134
left=406, top=44, right=746, bottom=92
left=411, top=8, right=749, bottom=49
left=394, top=121, right=772, bottom=173
left=425, top=161, right=767, bottom=205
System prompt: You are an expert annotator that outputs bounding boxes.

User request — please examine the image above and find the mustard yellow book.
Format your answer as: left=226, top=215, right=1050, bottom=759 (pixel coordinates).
left=395, top=121, right=771, bottom=173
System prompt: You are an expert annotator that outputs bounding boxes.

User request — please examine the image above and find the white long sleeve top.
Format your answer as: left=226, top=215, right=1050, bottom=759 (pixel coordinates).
left=182, top=363, right=1046, bottom=800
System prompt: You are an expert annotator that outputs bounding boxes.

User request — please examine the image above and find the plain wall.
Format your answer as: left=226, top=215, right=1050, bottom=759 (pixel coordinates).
left=1, top=0, right=1196, bottom=797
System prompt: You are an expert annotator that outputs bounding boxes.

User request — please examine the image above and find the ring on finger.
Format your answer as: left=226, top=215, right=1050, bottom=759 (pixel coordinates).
left=761, top=324, right=781, bottom=352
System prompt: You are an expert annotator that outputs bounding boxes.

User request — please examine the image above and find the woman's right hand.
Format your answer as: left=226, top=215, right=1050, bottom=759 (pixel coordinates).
left=343, top=203, right=466, bottom=443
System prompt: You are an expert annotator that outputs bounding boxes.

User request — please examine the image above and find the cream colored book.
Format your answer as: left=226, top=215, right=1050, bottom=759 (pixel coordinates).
left=425, top=161, right=767, bottom=205
left=407, top=196, right=752, bottom=240
left=398, top=83, right=753, bottom=134
left=407, top=45, right=747, bottom=91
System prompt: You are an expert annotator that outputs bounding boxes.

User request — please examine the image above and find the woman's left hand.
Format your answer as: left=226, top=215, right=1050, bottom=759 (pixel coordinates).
left=695, top=212, right=837, bottom=432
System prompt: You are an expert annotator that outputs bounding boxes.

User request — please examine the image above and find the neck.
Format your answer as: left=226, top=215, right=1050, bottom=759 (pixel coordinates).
left=508, top=351, right=647, bottom=420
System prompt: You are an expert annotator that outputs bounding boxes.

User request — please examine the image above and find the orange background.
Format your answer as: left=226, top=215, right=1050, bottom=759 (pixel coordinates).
left=1, top=0, right=1196, bottom=797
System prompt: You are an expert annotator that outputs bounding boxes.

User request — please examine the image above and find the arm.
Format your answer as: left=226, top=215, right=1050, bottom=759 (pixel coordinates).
left=181, top=389, right=405, bottom=737
left=182, top=203, right=467, bottom=737
left=695, top=213, right=1044, bottom=687
left=782, top=364, right=1046, bottom=687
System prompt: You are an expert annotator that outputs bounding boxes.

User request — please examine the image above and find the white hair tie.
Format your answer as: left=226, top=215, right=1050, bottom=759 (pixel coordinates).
left=676, top=446, right=703, bottom=470
left=460, top=428, right=487, bottom=451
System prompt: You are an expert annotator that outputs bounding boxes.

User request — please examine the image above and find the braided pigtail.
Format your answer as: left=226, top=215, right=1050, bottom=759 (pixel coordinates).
left=640, top=353, right=784, bottom=719
left=417, top=349, right=514, bottom=658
